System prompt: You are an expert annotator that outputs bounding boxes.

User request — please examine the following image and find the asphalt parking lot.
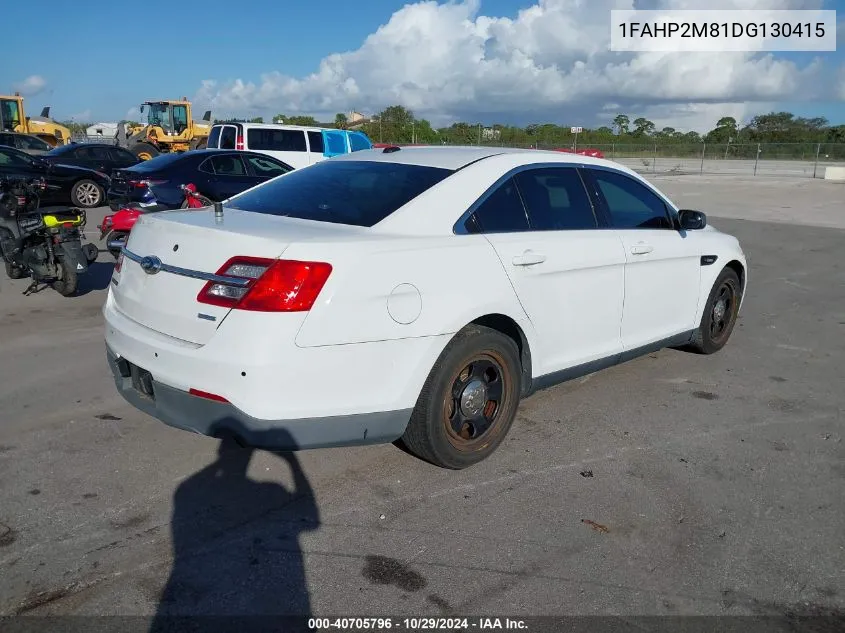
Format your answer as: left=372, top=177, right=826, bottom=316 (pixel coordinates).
left=0, top=175, right=843, bottom=624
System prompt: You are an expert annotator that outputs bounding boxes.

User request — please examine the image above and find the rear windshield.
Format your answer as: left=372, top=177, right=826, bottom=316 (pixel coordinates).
left=46, top=144, right=75, bottom=156
left=127, top=152, right=190, bottom=172
left=227, top=160, right=453, bottom=227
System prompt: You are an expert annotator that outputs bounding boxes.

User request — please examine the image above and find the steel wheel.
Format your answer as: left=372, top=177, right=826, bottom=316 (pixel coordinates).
left=443, top=354, right=508, bottom=450
left=688, top=266, right=742, bottom=355
left=401, top=324, right=522, bottom=469
left=709, top=280, right=736, bottom=346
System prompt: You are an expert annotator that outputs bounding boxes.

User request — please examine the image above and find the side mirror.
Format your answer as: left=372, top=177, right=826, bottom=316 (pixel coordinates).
left=678, top=209, right=707, bottom=230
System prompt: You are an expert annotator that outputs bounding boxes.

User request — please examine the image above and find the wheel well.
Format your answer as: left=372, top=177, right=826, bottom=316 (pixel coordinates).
left=470, top=314, right=533, bottom=396
left=725, top=259, right=745, bottom=294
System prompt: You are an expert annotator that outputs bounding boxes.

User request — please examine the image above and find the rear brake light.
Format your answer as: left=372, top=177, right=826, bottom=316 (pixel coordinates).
left=62, top=222, right=74, bottom=228
left=236, top=135, right=244, bottom=150
left=128, top=179, right=168, bottom=188
left=189, top=388, right=229, bottom=403
left=196, top=256, right=332, bottom=312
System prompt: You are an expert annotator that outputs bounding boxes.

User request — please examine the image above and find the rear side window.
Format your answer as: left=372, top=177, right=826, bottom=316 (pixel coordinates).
left=247, top=129, right=306, bottom=152
left=210, top=155, right=246, bottom=175
left=465, top=178, right=530, bottom=234
left=227, top=160, right=453, bottom=227
left=307, top=131, right=324, bottom=154
left=207, top=126, right=221, bottom=149
left=514, top=167, right=597, bottom=230
left=245, top=155, right=292, bottom=177
left=349, top=132, right=371, bottom=152
left=590, top=169, right=672, bottom=229
left=220, top=126, right=236, bottom=150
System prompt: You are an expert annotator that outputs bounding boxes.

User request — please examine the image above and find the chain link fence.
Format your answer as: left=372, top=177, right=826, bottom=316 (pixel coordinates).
left=361, top=121, right=845, bottom=179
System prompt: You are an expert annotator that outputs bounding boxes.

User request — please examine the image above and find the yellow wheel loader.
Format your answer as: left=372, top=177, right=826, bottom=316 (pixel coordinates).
left=119, top=97, right=212, bottom=160
left=0, top=93, right=71, bottom=147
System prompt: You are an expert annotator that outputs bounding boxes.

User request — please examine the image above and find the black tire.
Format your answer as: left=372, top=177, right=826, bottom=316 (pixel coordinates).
left=131, top=142, right=160, bottom=161
left=179, top=194, right=213, bottom=209
left=401, top=325, right=522, bottom=469
left=51, top=260, right=78, bottom=297
left=5, top=261, right=26, bottom=279
left=71, top=179, right=104, bottom=208
left=688, top=267, right=742, bottom=355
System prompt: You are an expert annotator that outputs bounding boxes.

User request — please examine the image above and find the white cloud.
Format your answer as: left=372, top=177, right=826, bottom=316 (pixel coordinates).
left=125, top=106, right=141, bottom=121
left=193, top=0, right=839, bottom=131
left=13, top=75, right=47, bottom=97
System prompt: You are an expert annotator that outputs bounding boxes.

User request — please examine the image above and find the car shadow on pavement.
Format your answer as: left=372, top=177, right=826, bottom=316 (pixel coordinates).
left=149, top=423, right=320, bottom=633
left=75, top=261, right=113, bottom=296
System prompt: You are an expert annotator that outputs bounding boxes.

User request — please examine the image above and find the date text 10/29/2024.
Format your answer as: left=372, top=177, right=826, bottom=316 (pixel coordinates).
left=308, top=617, right=528, bottom=630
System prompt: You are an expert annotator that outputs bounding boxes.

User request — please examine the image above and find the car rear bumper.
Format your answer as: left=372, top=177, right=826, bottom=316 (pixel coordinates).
left=106, top=345, right=412, bottom=450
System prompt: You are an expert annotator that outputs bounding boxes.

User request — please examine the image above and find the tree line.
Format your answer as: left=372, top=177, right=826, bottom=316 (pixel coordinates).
left=64, top=106, right=844, bottom=150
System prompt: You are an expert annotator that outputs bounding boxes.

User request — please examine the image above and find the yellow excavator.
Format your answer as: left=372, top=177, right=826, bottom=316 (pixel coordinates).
left=119, top=97, right=212, bottom=160
left=0, top=93, right=71, bottom=147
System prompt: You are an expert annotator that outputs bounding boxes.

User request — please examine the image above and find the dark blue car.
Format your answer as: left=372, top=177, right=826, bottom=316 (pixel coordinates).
left=106, top=149, right=293, bottom=211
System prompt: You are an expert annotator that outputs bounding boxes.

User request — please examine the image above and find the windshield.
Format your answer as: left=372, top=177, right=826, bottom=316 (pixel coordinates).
left=1, top=99, right=22, bottom=131
left=146, top=103, right=172, bottom=131
left=46, top=144, right=74, bottom=156
left=227, top=160, right=454, bottom=227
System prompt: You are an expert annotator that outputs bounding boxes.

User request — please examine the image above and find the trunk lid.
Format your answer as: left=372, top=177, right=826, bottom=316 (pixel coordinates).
left=111, top=208, right=363, bottom=345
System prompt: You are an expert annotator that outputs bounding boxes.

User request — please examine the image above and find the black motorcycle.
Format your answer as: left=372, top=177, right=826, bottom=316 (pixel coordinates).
left=0, top=176, right=99, bottom=296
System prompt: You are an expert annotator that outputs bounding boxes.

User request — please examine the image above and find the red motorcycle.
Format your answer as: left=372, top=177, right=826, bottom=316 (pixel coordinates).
left=99, top=184, right=211, bottom=259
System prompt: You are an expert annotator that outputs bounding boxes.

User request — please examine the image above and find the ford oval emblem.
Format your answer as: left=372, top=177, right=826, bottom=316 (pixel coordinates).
left=140, top=255, right=162, bottom=275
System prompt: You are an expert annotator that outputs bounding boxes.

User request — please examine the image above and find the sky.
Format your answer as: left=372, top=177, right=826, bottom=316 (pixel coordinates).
left=3, top=0, right=844, bottom=133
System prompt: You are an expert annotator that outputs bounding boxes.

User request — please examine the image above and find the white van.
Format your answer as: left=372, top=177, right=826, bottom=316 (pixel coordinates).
left=205, top=122, right=373, bottom=169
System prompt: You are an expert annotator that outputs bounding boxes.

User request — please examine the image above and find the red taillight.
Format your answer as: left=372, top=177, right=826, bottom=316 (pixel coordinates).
left=196, top=256, right=332, bottom=312
left=62, top=222, right=74, bottom=228
left=189, top=388, right=229, bottom=403
left=128, top=179, right=168, bottom=189
left=236, top=135, right=244, bottom=150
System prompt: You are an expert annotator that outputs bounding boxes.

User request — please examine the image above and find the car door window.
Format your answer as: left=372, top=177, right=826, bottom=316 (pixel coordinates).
left=307, top=131, right=324, bottom=154
left=245, top=155, right=291, bottom=178
left=210, top=155, right=246, bottom=176
left=74, top=146, right=95, bottom=161
left=90, top=146, right=111, bottom=162
left=591, top=169, right=673, bottom=229
left=464, top=177, right=530, bottom=234
left=220, top=126, right=237, bottom=150
left=513, top=167, right=597, bottom=230
left=18, top=135, right=49, bottom=152
left=109, top=148, right=135, bottom=164
left=0, top=148, right=34, bottom=168
left=348, top=131, right=371, bottom=152
left=208, top=126, right=221, bottom=149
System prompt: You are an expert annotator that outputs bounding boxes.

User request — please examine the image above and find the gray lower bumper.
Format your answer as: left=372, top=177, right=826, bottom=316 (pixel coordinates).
left=106, top=346, right=412, bottom=451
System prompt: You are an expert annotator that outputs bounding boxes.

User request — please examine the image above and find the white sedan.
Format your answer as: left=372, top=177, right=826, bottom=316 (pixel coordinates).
left=104, top=146, right=747, bottom=469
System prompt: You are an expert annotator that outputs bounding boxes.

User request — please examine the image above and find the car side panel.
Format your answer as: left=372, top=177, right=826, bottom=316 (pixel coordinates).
left=288, top=234, right=538, bottom=356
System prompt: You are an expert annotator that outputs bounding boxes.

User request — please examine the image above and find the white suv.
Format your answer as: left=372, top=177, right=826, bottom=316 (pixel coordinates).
left=206, top=122, right=373, bottom=169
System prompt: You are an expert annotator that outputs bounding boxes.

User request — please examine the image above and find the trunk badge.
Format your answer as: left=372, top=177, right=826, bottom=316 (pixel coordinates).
left=140, top=255, right=162, bottom=275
